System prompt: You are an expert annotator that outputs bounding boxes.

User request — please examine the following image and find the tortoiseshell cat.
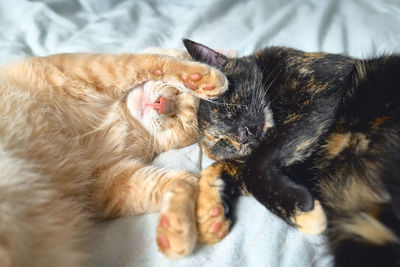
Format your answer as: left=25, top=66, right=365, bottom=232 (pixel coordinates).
left=184, top=39, right=400, bottom=267
left=0, top=52, right=229, bottom=266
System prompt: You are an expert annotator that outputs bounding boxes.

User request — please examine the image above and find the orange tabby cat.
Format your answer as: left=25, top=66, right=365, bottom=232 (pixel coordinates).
left=0, top=52, right=228, bottom=266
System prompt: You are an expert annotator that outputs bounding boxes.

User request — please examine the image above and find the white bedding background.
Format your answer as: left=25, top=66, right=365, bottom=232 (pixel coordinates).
left=1, top=1, right=400, bottom=266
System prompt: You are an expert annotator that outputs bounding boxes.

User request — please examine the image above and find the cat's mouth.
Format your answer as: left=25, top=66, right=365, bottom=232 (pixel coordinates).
left=141, top=93, right=170, bottom=117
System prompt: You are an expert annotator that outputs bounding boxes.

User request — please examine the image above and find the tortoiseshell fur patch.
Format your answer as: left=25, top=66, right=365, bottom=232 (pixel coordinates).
left=184, top=39, right=400, bottom=267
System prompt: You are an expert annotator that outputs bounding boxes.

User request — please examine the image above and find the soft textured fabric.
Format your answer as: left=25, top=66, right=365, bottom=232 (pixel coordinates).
left=1, top=0, right=400, bottom=266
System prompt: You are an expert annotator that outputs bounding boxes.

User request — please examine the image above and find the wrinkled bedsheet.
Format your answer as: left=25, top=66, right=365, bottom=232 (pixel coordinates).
left=1, top=0, right=400, bottom=266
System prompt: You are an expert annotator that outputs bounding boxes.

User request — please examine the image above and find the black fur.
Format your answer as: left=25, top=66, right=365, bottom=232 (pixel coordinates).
left=184, top=39, right=400, bottom=267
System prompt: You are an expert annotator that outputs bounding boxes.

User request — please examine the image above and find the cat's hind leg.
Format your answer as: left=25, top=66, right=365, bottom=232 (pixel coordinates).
left=0, top=157, right=89, bottom=267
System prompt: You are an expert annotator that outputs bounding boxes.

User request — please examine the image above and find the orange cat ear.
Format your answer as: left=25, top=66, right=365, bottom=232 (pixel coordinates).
left=183, top=39, right=227, bottom=69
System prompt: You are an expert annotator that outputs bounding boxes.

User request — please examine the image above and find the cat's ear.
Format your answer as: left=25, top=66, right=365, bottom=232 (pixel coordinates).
left=183, top=39, right=228, bottom=68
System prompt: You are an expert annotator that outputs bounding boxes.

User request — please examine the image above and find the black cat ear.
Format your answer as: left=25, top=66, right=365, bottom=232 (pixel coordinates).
left=183, top=39, right=227, bottom=68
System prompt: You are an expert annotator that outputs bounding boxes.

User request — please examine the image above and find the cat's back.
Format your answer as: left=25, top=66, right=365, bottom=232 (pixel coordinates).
left=338, top=54, right=400, bottom=131
left=357, top=54, right=400, bottom=104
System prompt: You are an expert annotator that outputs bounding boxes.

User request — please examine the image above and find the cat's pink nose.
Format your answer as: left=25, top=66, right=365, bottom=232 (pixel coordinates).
left=153, top=97, right=168, bottom=114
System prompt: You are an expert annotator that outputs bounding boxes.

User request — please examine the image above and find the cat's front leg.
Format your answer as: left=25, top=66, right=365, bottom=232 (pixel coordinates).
left=244, top=150, right=327, bottom=235
left=40, top=53, right=228, bottom=100
left=91, top=161, right=199, bottom=259
left=196, top=159, right=246, bottom=244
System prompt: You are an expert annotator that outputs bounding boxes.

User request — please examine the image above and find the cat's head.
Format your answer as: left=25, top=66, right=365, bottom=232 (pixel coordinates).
left=127, top=80, right=199, bottom=151
left=184, top=39, right=273, bottom=160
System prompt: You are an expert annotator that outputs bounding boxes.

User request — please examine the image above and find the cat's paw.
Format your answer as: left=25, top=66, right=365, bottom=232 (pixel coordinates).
left=156, top=60, right=228, bottom=99
left=156, top=203, right=197, bottom=259
left=196, top=166, right=231, bottom=244
left=292, top=200, right=327, bottom=235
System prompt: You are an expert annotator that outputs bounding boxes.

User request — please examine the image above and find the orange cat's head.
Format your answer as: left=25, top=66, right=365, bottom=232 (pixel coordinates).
left=127, top=80, right=199, bottom=151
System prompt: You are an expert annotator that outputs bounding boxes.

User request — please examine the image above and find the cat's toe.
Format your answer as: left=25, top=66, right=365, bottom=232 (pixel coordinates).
left=179, top=63, right=228, bottom=99
left=196, top=166, right=232, bottom=244
left=197, top=204, right=230, bottom=244
left=189, top=73, right=202, bottom=81
left=292, top=200, right=327, bottom=235
left=156, top=234, right=170, bottom=249
left=156, top=211, right=197, bottom=259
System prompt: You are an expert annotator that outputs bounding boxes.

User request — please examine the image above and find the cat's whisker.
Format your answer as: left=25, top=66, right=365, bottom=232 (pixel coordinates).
left=259, top=69, right=282, bottom=109
left=183, top=88, right=246, bottom=108
left=145, top=129, right=154, bottom=158
left=154, top=121, right=164, bottom=152
left=262, top=65, right=281, bottom=96
left=155, top=130, right=162, bottom=153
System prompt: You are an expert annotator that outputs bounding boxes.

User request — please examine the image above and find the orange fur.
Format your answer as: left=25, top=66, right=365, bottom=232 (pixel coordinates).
left=0, top=52, right=228, bottom=266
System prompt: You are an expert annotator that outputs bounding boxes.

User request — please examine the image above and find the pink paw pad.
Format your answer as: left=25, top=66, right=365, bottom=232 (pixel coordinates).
left=189, top=73, right=202, bottom=81
left=211, top=206, right=222, bottom=216
left=153, top=69, right=163, bottom=76
left=157, top=236, right=170, bottom=249
left=160, top=215, right=170, bottom=228
left=203, top=84, right=216, bottom=90
left=210, top=221, right=223, bottom=233
left=183, top=81, right=196, bottom=90
left=217, top=230, right=227, bottom=238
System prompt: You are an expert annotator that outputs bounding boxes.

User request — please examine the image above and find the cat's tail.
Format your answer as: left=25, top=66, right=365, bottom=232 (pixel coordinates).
left=327, top=204, right=400, bottom=267
left=0, top=145, right=89, bottom=267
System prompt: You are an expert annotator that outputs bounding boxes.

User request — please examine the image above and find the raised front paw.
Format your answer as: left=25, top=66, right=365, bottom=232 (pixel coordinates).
left=155, top=60, right=228, bottom=99
left=196, top=165, right=231, bottom=244
left=291, top=200, right=327, bottom=235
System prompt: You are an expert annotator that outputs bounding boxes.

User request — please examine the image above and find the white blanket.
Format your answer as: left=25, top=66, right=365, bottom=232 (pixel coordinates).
left=1, top=0, right=400, bottom=266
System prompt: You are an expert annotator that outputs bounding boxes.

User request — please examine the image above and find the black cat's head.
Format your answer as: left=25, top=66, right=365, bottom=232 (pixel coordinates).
left=184, top=39, right=274, bottom=160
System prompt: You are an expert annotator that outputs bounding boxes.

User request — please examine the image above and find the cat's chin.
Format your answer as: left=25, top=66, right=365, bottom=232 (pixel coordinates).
left=201, top=142, right=253, bottom=161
